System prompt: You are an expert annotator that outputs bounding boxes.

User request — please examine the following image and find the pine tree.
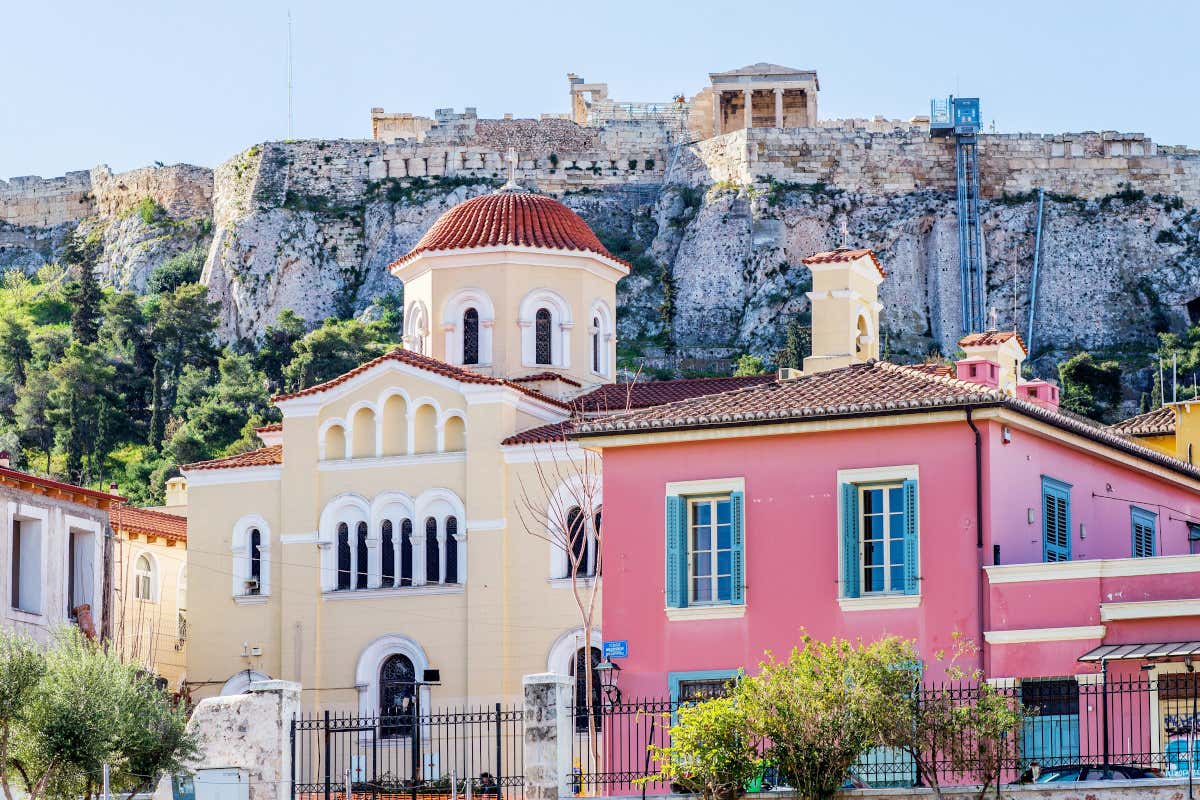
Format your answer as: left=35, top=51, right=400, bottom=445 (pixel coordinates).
left=1139, top=392, right=1150, bottom=414
left=68, top=259, right=102, bottom=345
left=148, top=359, right=165, bottom=452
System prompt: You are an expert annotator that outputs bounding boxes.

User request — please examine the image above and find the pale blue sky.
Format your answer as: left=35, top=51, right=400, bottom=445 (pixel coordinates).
left=3, top=0, right=1198, bottom=180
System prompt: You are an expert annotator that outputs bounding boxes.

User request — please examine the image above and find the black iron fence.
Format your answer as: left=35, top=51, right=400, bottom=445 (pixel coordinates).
left=570, top=675, right=1200, bottom=795
left=292, top=704, right=524, bottom=800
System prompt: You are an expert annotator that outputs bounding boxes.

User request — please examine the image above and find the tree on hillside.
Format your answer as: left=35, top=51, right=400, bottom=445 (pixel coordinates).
left=165, top=353, right=273, bottom=464
left=145, top=245, right=206, bottom=295
left=147, top=283, right=220, bottom=411
left=102, top=292, right=156, bottom=431
left=733, top=354, right=767, bottom=376
left=1057, top=352, right=1122, bottom=420
left=64, top=260, right=102, bottom=346
left=254, top=309, right=307, bottom=392
left=48, top=343, right=118, bottom=484
left=14, top=372, right=55, bottom=474
left=780, top=316, right=811, bottom=371
left=0, top=318, right=33, bottom=387
left=282, top=317, right=397, bottom=391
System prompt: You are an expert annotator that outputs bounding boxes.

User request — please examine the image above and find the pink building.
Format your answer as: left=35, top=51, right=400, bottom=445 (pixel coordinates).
left=579, top=250, right=1200, bottom=777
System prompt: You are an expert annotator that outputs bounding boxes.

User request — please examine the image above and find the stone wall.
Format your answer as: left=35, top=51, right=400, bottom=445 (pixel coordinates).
left=0, top=171, right=94, bottom=227
left=90, top=164, right=214, bottom=220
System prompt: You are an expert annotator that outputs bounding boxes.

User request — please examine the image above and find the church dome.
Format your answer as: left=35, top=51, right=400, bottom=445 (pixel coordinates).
left=390, top=190, right=626, bottom=268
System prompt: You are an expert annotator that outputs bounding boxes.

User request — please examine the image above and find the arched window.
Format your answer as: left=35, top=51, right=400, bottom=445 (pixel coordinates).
left=570, top=647, right=603, bottom=733
left=249, top=528, right=262, bottom=593
left=593, top=511, right=602, bottom=576
left=381, top=520, right=395, bottom=588
left=425, top=517, right=440, bottom=584
left=380, top=654, right=416, bottom=739
left=134, top=554, right=154, bottom=601
left=592, top=316, right=601, bottom=373
left=462, top=308, right=480, bottom=365
left=567, top=507, right=588, bottom=578
left=535, top=308, right=553, bottom=365
left=337, top=523, right=351, bottom=590
left=445, top=517, right=459, bottom=584
left=355, top=521, right=369, bottom=590
left=400, top=520, right=413, bottom=586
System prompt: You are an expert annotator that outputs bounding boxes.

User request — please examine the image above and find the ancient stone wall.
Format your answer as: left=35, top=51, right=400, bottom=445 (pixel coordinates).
left=90, top=164, right=214, bottom=220
left=0, top=171, right=94, bottom=228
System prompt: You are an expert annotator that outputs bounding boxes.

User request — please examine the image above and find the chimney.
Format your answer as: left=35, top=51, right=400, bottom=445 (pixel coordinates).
left=165, top=477, right=188, bottom=508
left=955, top=357, right=1000, bottom=388
left=1016, top=380, right=1060, bottom=411
left=801, top=248, right=885, bottom=375
left=957, top=332, right=1027, bottom=395
left=109, top=482, right=120, bottom=496
left=0, top=450, right=9, bottom=468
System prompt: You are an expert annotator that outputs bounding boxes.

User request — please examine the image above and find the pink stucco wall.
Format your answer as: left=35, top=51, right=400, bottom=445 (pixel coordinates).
left=599, top=414, right=1200, bottom=697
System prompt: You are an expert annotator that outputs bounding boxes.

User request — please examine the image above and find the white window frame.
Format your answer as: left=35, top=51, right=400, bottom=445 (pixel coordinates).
left=858, top=482, right=906, bottom=595
left=64, top=515, right=102, bottom=621
left=232, top=515, right=272, bottom=599
left=835, top=465, right=921, bottom=611
left=519, top=288, right=572, bottom=369
left=687, top=495, right=734, bottom=606
left=132, top=550, right=159, bottom=603
left=441, top=288, right=495, bottom=366
left=8, top=502, right=48, bottom=617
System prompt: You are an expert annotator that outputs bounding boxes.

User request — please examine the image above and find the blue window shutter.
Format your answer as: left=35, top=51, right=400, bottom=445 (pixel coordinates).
left=1130, top=507, right=1157, bottom=558
left=840, top=483, right=860, bottom=598
left=902, top=479, right=920, bottom=595
left=1041, top=477, right=1072, bottom=562
left=665, top=495, right=687, bottom=608
left=730, top=491, right=745, bottom=605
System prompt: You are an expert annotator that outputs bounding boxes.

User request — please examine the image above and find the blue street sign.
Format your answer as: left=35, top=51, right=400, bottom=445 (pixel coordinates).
left=603, top=640, right=628, bottom=659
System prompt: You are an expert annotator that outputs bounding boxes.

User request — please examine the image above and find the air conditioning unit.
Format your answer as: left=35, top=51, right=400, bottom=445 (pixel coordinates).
left=244, top=578, right=260, bottom=593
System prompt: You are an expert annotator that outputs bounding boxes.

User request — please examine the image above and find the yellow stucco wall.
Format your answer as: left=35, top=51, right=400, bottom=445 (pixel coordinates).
left=112, top=530, right=188, bottom=689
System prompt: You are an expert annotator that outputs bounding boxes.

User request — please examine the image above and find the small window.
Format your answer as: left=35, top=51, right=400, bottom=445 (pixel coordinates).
left=134, top=554, right=154, bottom=601
left=445, top=517, right=459, bottom=584
left=463, top=308, right=480, bottom=365
left=571, top=646, right=603, bottom=733
left=677, top=678, right=732, bottom=702
left=535, top=308, right=552, bottom=365
left=356, top=522, right=369, bottom=589
left=400, top=519, right=413, bottom=586
left=381, top=520, right=395, bottom=588
left=592, top=316, right=601, bottom=373
left=380, top=654, right=416, bottom=739
left=689, top=496, right=733, bottom=604
left=425, top=517, right=439, bottom=583
left=11, top=518, right=44, bottom=613
left=249, top=528, right=262, bottom=592
left=1189, top=523, right=1200, bottom=556
left=860, top=485, right=906, bottom=594
left=1131, top=507, right=1156, bottom=557
left=336, top=523, right=351, bottom=590
left=67, top=528, right=95, bottom=616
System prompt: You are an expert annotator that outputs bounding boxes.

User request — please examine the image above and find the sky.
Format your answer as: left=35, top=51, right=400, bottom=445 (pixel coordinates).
left=3, top=0, right=1198, bottom=180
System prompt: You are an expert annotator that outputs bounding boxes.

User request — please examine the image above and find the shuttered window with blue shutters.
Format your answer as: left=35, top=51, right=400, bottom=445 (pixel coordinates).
left=664, top=491, right=745, bottom=607
left=1130, top=507, right=1157, bottom=558
left=1041, top=476, right=1072, bottom=562
left=840, top=479, right=919, bottom=598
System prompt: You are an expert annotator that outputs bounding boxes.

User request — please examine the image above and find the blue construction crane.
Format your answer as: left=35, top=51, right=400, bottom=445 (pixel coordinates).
left=931, top=96, right=985, bottom=334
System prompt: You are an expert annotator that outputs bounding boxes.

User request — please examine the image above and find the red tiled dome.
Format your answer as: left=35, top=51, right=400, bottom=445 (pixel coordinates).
left=390, top=190, right=627, bottom=268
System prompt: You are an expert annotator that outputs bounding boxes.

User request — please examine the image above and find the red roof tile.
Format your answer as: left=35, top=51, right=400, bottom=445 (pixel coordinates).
left=574, top=361, right=1200, bottom=480
left=510, top=372, right=583, bottom=388
left=0, top=465, right=124, bottom=506
left=572, top=375, right=777, bottom=413
left=958, top=331, right=1029, bottom=356
left=254, top=423, right=283, bottom=433
left=184, top=445, right=283, bottom=471
left=802, top=248, right=885, bottom=277
left=110, top=506, right=187, bottom=542
left=502, top=420, right=578, bottom=446
left=271, top=348, right=571, bottom=409
left=389, top=190, right=628, bottom=269
left=1108, top=406, right=1175, bottom=437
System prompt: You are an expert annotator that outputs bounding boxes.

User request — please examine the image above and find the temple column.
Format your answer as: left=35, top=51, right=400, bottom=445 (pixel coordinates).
left=773, top=87, right=784, bottom=128
left=743, top=88, right=753, bottom=130
left=807, top=89, right=818, bottom=127
left=712, top=90, right=722, bottom=135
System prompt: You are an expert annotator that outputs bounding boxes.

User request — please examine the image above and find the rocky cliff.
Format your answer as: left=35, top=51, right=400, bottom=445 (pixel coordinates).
left=3, top=122, right=1198, bottom=390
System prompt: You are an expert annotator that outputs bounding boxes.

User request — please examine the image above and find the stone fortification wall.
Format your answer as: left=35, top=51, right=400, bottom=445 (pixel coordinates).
left=90, top=164, right=214, bottom=220
left=683, top=127, right=1200, bottom=202
left=0, top=171, right=94, bottom=228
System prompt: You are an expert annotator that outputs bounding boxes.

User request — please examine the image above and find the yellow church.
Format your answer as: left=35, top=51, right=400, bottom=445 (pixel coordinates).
left=182, top=184, right=773, bottom=711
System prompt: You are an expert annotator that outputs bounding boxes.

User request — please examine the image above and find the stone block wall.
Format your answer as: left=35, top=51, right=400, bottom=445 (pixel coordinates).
left=0, top=171, right=94, bottom=227
left=90, top=164, right=214, bottom=220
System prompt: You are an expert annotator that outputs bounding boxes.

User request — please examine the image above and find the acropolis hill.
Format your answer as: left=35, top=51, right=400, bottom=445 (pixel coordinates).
left=2, top=64, right=1199, bottom=384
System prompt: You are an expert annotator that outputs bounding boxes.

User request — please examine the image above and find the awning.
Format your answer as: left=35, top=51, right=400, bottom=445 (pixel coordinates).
left=1079, top=642, right=1200, bottom=662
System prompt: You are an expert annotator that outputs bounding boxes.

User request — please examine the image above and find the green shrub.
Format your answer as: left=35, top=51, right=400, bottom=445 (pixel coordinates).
left=642, top=694, right=760, bottom=800
left=147, top=246, right=207, bottom=294
left=628, top=159, right=638, bottom=171
left=135, top=197, right=167, bottom=225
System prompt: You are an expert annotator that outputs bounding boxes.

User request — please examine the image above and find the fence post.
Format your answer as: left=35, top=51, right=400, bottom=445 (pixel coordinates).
left=523, top=673, right=573, bottom=800
left=495, top=702, right=503, bottom=800
left=324, top=709, right=332, bottom=800
left=290, top=714, right=297, bottom=800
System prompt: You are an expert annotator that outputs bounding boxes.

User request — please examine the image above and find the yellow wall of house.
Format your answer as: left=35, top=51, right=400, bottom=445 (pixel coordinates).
left=112, top=531, right=188, bottom=689
left=185, top=363, right=600, bottom=713
left=804, top=254, right=882, bottom=374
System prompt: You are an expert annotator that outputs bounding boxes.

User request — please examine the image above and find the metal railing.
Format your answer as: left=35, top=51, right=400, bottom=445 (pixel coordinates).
left=569, top=676, right=1200, bottom=795
left=293, top=704, right=524, bottom=800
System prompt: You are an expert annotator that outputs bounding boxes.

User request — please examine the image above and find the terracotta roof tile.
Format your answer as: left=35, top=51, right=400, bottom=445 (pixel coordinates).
left=184, top=445, right=283, bottom=471
left=510, top=372, right=583, bottom=388
left=1108, top=406, right=1175, bottom=437
left=389, top=191, right=628, bottom=269
left=802, top=248, right=885, bottom=277
left=574, top=362, right=1200, bottom=480
left=905, top=363, right=955, bottom=377
left=572, top=375, right=776, bottom=413
left=254, top=423, right=283, bottom=433
left=0, top=465, right=124, bottom=505
left=502, top=420, right=578, bottom=446
left=958, top=330, right=1029, bottom=356
left=271, top=348, right=571, bottom=409
left=110, top=506, right=187, bottom=542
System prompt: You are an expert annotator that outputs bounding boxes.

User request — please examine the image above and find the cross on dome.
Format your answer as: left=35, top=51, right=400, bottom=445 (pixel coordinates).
left=499, top=147, right=522, bottom=192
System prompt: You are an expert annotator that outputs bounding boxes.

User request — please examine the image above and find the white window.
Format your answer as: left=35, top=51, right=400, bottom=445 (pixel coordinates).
left=10, top=516, right=44, bottom=614
left=688, top=496, right=733, bottom=604
left=134, top=554, right=155, bottom=601
left=859, top=485, right=906, bottom=593
left=177, top=566, right=188, bottom=642
left=232, top=516, right=271, bottom=598
left=67, top=528, right=96, bottom=616
left=564, top=506, right=600, bottom=579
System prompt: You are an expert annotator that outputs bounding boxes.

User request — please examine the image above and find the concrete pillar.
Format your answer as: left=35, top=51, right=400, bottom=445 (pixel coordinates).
left=523, top=673, right=572, bottom=800
left=743, top=88, right=753, bottom=130
left=773, top=87, right=784, bottom=128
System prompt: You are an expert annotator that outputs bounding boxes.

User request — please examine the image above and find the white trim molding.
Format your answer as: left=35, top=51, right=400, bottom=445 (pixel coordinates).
left=985, top=554, right=1200, bottom=584
left=666, top=605, right=747, bottom=621
left=183, top=466, right=282, bottom=486
left=466, top=518, right=506, bottom=532
left=664, top=477, right=746, bottom=496
left=1100, top=599, right=1200, bottom=621
left=838, top=594, right=921, bottom=612
left=983, top=625, right=1107, bottom=644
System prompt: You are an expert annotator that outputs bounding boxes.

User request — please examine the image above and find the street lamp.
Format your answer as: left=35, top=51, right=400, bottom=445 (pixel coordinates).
left=594, top=660, right=622, bottom=709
